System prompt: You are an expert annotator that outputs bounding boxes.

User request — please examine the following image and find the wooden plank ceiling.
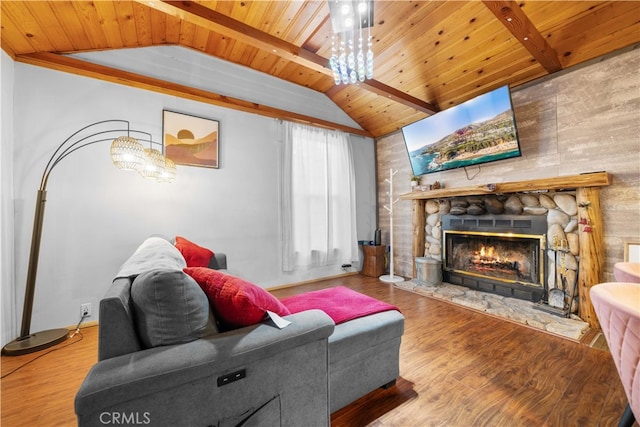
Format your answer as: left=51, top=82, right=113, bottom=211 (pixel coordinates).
left=2, top=1, right=639, bottom=138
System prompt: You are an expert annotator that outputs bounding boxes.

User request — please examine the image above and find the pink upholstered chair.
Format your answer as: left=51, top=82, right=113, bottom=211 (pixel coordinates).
left=591, top=282, right=640, bottom=427
left=614, top=262, right=640, bottom=283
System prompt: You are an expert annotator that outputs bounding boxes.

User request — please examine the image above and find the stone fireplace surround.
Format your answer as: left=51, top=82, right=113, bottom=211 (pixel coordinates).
left=400, top=172, right=611, bottom=328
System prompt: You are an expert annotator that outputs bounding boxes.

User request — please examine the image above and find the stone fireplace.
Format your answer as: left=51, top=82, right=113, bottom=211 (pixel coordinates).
left=399, top=172, right=611, bottom=328
left=441, top=214, right=546, bottom=302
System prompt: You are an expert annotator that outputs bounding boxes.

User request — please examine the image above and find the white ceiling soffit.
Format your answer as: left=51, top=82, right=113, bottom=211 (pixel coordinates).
left=69, top=45, right=362, bottom=130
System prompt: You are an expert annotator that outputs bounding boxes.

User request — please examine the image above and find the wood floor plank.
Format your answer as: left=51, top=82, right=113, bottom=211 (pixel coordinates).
left=307, top=276, right=631, bottom=427
left=1, top=275, right=631, bottom=427
left=545, top=349, right=621, bottom=426
left=602, top=382, right=633, bottom=427
left=1, top=329, right=96, bottom=426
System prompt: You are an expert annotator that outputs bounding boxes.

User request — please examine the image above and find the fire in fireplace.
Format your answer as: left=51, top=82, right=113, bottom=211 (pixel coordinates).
left=442, top=215, right=547, bottom=302
left=447, top=232, right=540, bottom=283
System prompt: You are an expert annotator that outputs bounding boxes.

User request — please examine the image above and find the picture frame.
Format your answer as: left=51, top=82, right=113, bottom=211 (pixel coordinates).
left=163, top=110, right=219, bottom=168
left=624, top=241, right=640, bottom=263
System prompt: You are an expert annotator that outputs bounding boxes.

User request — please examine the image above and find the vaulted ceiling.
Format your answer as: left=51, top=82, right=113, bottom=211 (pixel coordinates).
left=2, top=1, right=639, bottom=138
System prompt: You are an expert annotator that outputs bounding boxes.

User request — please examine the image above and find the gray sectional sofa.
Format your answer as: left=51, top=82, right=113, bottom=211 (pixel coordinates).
left=75, top=237, right=404, bottom=426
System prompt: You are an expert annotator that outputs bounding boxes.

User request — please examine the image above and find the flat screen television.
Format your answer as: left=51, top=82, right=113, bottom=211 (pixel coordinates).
left=402, top=85, right=521, bottom=176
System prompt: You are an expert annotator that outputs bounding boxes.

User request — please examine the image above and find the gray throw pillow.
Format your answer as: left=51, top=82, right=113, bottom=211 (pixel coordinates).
left=115, top=237, right=187, bottom=279
left=131, top=268, right=215, bottom=348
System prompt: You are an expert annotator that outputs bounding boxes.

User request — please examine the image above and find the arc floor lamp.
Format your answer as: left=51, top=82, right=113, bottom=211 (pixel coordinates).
left=2, top=119, right=175, bottom=356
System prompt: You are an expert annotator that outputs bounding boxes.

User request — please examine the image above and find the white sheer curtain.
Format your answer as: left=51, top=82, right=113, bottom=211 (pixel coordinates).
left=280, top=121, right=358, bottom=272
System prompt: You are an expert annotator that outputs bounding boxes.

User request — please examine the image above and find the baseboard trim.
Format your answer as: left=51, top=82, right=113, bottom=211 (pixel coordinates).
left=65, top=320, right=99, bottom=330
left=267, top=271, right=359, bottom=291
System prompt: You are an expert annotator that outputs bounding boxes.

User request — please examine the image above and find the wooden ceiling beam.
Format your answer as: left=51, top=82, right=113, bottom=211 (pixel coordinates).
left=144, top=1, right=331, bottom=74
left=361, top=79, right=438, bottom=114
left=483, top=1, right=562, bottom=73
left=15, top=52, right=372, bottom=137
left=141, top=1, right=438, bottom=115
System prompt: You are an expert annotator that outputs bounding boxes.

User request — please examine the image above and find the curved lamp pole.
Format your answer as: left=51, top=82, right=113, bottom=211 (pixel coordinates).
left=2, top=120, right=173, bottom=355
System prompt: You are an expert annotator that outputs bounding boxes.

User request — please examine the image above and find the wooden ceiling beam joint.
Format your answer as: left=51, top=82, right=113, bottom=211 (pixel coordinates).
left=361, top=79, right=439, bottom=115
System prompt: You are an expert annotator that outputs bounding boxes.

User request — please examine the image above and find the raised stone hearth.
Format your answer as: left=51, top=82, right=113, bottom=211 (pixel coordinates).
left=431, top=192, right=578, bottom=308
left=396, top=280, right=589, bottom=341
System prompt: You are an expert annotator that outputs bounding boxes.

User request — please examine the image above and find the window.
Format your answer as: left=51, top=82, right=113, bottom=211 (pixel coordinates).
left=280, top=122, right=358, bottom=271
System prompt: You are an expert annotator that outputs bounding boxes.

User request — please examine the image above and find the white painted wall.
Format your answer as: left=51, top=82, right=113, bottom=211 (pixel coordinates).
left=1, top=50, right=16, bottom=347
left=5, top=57, right=376, bottom=342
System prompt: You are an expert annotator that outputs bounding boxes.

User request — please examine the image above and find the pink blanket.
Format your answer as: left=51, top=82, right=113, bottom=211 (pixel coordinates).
left=280, top=286, right=400, bottom=325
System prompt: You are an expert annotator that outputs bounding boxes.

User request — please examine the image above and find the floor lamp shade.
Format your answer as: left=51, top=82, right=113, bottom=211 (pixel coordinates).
left=110, top=136, right=146, bottom=170
left=2, top=120, right=173, bottom=356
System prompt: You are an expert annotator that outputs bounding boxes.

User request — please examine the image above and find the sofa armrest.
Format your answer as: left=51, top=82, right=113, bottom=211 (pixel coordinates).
left=98, top=277, right=142, bottom=361
left=76, top=309, right=334, bottom=421
left=209, top=252, right=227, bottom=270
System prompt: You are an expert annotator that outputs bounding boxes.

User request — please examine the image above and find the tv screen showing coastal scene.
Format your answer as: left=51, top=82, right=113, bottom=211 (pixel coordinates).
left=402, top=85, right=521, bottom=176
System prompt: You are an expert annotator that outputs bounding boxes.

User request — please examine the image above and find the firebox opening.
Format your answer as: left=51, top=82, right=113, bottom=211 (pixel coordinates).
left=444, top=231, right=544, bottom=287
left=441, top=214, right=547, bottom=302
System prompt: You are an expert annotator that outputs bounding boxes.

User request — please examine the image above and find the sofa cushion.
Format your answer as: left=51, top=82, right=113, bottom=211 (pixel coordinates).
left=175, top=236, right=214, bottom=268
left=184, top=267, right=291, bottom=329
left=131, top=268, right=216, bottom=348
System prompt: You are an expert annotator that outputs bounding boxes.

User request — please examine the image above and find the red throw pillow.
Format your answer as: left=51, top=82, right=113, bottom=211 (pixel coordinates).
left=184, top=267, right=291, bottom=329
left=175, top=236, right=214, bottom=267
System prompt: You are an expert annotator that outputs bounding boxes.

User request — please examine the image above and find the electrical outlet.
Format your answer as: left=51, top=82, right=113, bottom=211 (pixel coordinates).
left=81, top=303, right=92, bottom=317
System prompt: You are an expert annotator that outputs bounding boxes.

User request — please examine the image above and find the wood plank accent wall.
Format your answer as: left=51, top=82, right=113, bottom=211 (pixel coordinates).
left=376, top=47, right=640, bottom=290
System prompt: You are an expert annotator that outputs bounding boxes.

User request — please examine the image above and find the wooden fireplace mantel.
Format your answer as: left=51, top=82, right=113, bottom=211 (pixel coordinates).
left=399, top=171, right=611, bottom=200
left=399, top=171, right=611, bottom=329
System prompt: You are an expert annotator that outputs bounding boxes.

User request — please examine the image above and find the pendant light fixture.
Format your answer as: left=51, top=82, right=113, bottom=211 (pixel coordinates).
left=328, top=0, right=374, bottom=85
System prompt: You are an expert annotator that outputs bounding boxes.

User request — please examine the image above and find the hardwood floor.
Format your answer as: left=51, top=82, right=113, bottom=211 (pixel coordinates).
left=1, top=326, right=97, bottom=426
left=274, top=276, right=632, bottom=427
left=1, top=275, right=632, bottom=426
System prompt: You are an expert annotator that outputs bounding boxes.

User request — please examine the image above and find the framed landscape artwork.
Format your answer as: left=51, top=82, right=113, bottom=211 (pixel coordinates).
left=163, top=110, right=219, bottom=168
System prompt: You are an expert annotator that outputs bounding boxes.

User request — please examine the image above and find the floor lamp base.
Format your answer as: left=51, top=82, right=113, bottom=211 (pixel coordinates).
left=2, top=328, right=69, bottom=356
left=380, top=274, right=405, bottom=283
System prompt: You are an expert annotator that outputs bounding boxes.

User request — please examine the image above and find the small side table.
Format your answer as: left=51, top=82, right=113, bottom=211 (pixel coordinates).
left=362, top=245, right=386, bottom=277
